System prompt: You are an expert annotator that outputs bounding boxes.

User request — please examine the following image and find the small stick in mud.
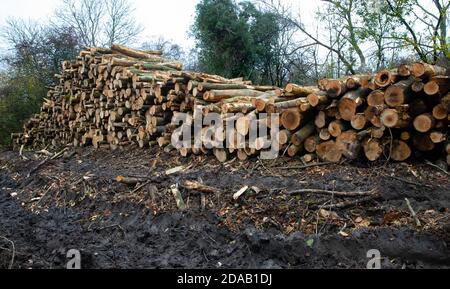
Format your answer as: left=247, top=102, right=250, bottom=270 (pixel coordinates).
left=382, top=174, right=432, bottom=188
left=116, top=176, right=148, bottom=185
left=171, top=184, right=186, bottom=210
left=320, top=194, right=381, bottom=209
left=19, top=145, right=28, bottom=160
left=405, top=198, right=422, bottom=228
left=182, top=180, right=220, bottom=193
left=272, top=162, right=332, bottom=170
left=130, top=180, right=152, bottom=194
left=287, top=188, right=378, bottom=197
left=425, top=160, right=450, bottom=176
left=0, top=236, right=15, bottom=269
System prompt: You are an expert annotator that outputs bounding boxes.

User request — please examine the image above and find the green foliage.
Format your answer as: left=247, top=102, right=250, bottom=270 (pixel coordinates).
left=192, top=0, right=281, bottom=84
left=0, top=73, right=46, bottom=147
left=0, top=20, right=80, bottom=147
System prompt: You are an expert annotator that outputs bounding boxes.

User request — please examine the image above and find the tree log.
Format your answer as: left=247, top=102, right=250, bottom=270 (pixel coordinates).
left=385, top=79, right=414, bottom=107
left=338, top=88, right=369, bottom=121
left=325, top=79, right=347, bottom=98
left=411, top=63, right=447, bottom=79
left=413, top=113, right=435, bottom=133
left=291, top=121, right=316, bottom=146
left=424, top=76, right=450, bottom=95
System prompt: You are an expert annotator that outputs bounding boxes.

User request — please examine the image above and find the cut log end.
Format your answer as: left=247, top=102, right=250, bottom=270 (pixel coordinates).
left=281, top=109, right=302, bottom=131
left=367, top=90, right=385, bottom=107
left=363, top=138, right=383, bottom=161
left=413, top=114, right=435, bottom=133
left=391, top=140, right=412, bottom=161
left=338, top=98, right=357, bottom=121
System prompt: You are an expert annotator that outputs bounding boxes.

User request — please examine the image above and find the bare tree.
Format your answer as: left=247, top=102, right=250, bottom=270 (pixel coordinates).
left=55, top=0, right=143, bottom=47
left=259, top=0, right=358, bottom=74
left=386, top=0, right=450, bottom=63
left=104, top=0, right=143, bottom=47
left=140, top=36, right=185, bottom=60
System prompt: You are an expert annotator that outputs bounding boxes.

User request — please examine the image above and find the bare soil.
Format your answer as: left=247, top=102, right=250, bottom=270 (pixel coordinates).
left=0, top=147, right=449, bottom=269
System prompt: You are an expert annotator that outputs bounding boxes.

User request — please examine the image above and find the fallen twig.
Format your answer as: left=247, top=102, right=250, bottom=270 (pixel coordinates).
left=182, top=180, right=220, bottom=193
left=425, top=160, right=450, bottom=176
left=272, top=162, right=332, bottom=170
left=405, top=198, right=422, bottom=228
left=19, top=145, right=28, bottom=160
left=130, top=180, right=152, bottom=194
left=171, top=184, right=186, bottom=210
left=382, top=174, right=432, bottom=188
left=320, top=194, right=381, bottom=209
left=35, top=183, right=55, bottom=205
left=287, top=188, right=378, bottom=197
left=0, top=236, right=15, bottom=269
left=116, top=176, right=148, bottom=185
left=26, top=147, right=69, bottom=178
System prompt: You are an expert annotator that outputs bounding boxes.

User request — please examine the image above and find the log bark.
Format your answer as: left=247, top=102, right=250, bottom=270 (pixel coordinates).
left=291, top=121, right=316, bottom=146
left=338, top=88, right=369, bottom=121
left=204, top=89, right=265, bottom=102
left=285, top=84, right=320, bottom=96
left=112, top=44, right=163, bottom=58
left=304, top=136, right=320, bottom=153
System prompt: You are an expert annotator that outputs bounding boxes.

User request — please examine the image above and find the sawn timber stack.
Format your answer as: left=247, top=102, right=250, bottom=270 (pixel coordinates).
left=12, top=46, right=450, bottom=166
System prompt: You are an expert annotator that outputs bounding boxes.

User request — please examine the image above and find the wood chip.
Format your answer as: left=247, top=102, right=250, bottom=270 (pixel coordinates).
left=165, top=166, right=184, bottom=175
left=233, top=186, right=249, bottom=200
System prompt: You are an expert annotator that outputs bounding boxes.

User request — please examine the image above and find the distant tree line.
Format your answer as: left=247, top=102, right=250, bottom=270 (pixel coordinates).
left=1, top=0, right=448, bottom=147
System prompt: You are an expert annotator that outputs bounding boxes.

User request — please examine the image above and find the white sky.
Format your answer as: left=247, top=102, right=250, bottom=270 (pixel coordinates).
left=0, top=0, right=320, bottom=50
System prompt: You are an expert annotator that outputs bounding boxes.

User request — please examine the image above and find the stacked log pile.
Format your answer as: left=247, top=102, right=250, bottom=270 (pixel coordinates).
left=12, top=45, right=450, bottom=166
left=12, top=45, right=258, bottom=151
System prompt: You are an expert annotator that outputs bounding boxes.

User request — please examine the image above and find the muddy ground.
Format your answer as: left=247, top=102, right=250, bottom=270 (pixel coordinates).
left=0, top=147, right=449, bottom=269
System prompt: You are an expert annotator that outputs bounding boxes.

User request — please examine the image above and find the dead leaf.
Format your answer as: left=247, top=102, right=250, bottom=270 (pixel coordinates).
left=319, top=209, right=340, bottom=220
left=338, top=231, right=350, bottom=237
left=383, top=211, right=403, bottom=225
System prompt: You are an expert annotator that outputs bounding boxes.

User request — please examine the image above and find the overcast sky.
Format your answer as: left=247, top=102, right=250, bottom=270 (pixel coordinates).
left=0, top=0, right=320, bottom=50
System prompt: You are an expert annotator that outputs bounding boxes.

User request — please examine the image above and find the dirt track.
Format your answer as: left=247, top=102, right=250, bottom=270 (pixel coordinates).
left=1, top=147, right=449, bottom=268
